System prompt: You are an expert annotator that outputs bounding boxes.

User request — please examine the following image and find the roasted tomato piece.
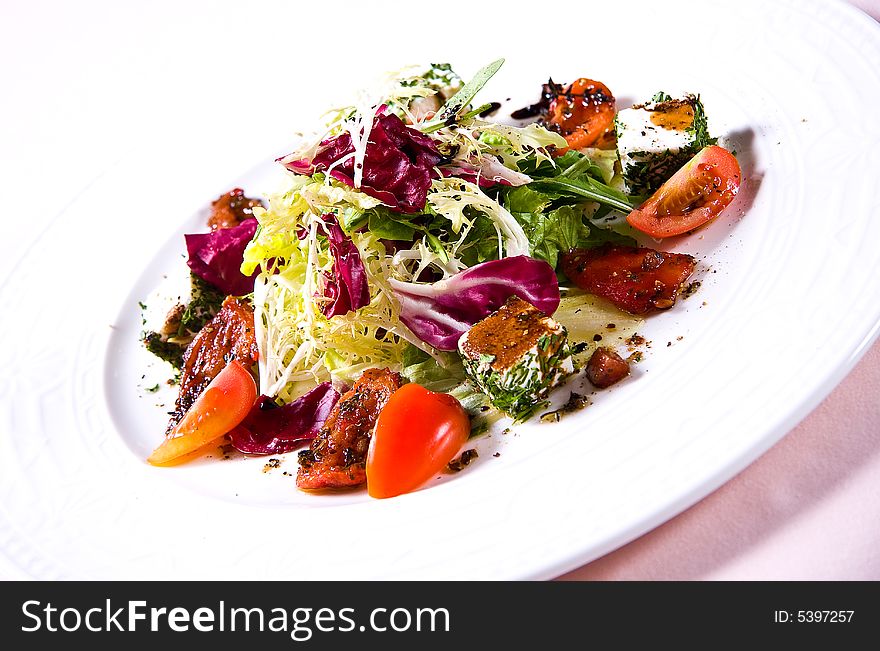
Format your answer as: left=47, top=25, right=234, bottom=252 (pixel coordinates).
left=626, top=145, right=741, bottom=238
left=585, top=347, right=630, bottom=389
left=547, top=78, right=616, bottom=151
left=207, top=188, right=263, bottom=231
left=169, top=296, right=259, bottom=430
left=561, top=244, right=696, bottom=314
left=296, top=368, right=402, bottom=490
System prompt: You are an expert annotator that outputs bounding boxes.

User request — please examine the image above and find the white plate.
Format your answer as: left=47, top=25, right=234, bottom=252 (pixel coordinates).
left=2, top=0, right=880, bottom=579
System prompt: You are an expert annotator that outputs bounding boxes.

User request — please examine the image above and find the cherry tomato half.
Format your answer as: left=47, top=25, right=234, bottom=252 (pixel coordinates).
left=148, top=360, right=257, bottom=466
left=626, top=145, right=741, bottom=238
left=366, top=383, right=470, bottom=499
left=547, top=78, right=616, bottom=151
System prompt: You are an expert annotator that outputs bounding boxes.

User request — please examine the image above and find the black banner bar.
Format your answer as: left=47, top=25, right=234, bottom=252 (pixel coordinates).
left=1, top=581, right=875, bottom=648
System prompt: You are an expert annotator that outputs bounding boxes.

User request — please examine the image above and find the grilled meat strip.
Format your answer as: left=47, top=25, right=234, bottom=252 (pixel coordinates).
left=168, top=296, right=259, bottom=430
left=297, top=368, right=401, bottom=490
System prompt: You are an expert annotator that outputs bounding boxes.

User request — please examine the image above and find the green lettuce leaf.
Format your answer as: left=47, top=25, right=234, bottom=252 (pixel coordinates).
left=503, top=185, right=553, bottom=214
left=367, top=210, right=417, bottom=241
left=512, top=205, right=589, bottom=269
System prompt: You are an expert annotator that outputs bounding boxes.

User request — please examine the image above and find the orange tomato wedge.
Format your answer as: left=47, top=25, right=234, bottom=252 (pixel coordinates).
left=147, top=361, right=257, bottom=466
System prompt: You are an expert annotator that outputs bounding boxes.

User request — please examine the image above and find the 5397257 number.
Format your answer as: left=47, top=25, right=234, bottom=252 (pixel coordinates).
left=773, top=610, right=854, bottom=623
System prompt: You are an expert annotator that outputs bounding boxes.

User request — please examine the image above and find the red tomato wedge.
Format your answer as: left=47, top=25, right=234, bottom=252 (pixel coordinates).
left=547, top=78, right=616, bottom=151
left=626, top=145, right=741, bottom=238
left=561, top=244, right=697, bottom=314
left=148, top=361, right=257, bottom=466
left=366, top=383, right=470, bottom=499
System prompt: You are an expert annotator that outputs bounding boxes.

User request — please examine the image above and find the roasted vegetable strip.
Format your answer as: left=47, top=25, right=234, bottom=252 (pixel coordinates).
left=561, top=244, right=696, bottom=314
left=297, top=368, right=402, bottom=490
left=169, top=296, right=259, bottom=429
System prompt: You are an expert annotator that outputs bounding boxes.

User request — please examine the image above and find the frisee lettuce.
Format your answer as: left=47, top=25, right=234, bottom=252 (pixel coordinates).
left=253, top=227, right=431, bottom=402
left=428, top=177, right=529, bottom=260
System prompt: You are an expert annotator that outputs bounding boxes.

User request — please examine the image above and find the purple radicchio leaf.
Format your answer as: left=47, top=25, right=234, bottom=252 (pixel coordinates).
left=278, top=113, right=443, bottom=214
left=185, top=218, right=259, bottom=296
left=388, top=256, right=560, bottom=351
left=228, top=383, right=340, bottom=455
left=319, top=214, right=370, bottom=318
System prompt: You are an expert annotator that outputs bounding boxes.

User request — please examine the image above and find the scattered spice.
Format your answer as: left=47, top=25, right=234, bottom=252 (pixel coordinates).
left=447, top=449, right=478, bottom=472
left=540, top=392, right=593, bottom=422
left=262, top=458, right=282, bottom=473
left=219, top=443, right=234, bottom=461
left=625, top=334, right=646, bottom=347
left=145, top=384, right=160, bottom=393
left=682, top=280, right=702, bottom=299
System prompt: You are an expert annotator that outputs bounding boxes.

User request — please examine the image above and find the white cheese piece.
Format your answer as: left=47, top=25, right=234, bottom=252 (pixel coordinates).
left=458, top=296, right=573, bottom=420
left=616, top=97, right=699, bottom=194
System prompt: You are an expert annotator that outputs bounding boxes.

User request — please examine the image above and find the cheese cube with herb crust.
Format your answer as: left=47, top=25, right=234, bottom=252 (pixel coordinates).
left=458, top=296, right=573, bottom=422
left=615, top=93, right=714, bottom=195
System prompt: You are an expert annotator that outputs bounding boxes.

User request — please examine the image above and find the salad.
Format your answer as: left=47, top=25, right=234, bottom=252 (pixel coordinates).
left=140, top=59, right=741, bottom=498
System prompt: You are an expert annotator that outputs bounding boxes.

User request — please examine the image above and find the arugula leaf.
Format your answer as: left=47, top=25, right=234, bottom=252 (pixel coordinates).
left=531, top=176, right=635, bottom=213
left=517, top=150, right=640, bottom=213
left=498, top=150, right=643, bottom=263
left=437, top=58, right=503, bottom=120
left=419, top=58, right=504, bottom=133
